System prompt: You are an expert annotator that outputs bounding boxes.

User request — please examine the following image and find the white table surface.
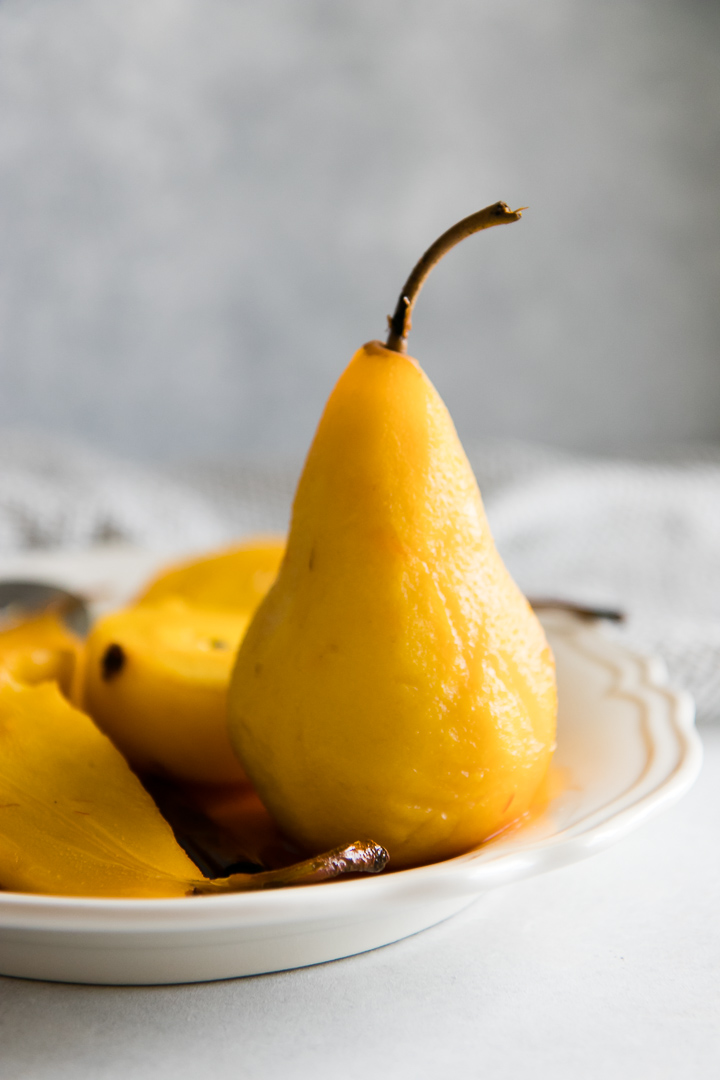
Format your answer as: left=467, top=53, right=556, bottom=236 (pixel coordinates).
left=1, top=726, right=717, bottom=1079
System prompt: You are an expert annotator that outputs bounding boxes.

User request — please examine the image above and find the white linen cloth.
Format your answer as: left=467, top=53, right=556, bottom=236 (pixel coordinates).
left=1, top=430, right=718, bottom=721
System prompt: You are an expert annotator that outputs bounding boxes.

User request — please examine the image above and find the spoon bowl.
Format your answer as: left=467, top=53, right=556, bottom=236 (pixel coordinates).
left=0, top=580, right=90, bottom=636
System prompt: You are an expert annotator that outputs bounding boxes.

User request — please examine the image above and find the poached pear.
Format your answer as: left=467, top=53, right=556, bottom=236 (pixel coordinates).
left=82, top=541, right=284, bottom=784
left=228, top=203, right=557, bottom=869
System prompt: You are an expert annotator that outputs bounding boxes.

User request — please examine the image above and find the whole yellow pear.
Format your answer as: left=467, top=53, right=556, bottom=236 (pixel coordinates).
left=229, top=203, right=556, bottom=868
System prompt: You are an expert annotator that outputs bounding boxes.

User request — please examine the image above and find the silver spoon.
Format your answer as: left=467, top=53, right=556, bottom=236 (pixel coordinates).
left=0, top=580, right=91, bottom=637
left=527, top=598, right=625, bottom=623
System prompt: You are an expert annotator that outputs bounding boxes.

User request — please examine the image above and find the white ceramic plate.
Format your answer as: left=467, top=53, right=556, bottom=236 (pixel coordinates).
left=0, top=551, right=702, bottom=985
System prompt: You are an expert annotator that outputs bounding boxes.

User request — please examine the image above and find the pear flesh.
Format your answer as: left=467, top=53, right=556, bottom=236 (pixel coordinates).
left=228, top=341, right=557, bottom=869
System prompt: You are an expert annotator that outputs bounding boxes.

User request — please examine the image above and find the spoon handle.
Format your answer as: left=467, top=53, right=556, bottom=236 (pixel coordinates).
left=528, top=598, right=625, bottom=623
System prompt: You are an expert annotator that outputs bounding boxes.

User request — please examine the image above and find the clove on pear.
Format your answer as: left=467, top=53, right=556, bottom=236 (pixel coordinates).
left=227, top=203, right=557, bottom=870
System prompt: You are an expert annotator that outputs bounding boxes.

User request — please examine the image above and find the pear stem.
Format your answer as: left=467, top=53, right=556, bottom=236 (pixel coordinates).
left=385, top=201, right=525, bottom=354
left=191, top=839, right=389, bottom=894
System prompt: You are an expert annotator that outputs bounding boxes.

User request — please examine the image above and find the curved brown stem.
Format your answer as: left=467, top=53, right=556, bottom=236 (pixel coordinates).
left=191, top=839, right=389, bottom=895
left=385, top=201, right=525, bottom=354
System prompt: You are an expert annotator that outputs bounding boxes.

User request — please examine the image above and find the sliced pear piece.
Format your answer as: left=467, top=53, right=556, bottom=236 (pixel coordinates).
left=0, top=676, right=200, bottom=897
left=82, top=541, right=285, bottom=785
left=82, top=603, right=249, bottom=784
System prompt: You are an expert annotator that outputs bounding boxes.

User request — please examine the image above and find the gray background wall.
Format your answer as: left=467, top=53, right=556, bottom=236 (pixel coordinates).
left=0, top=0, right=718, bottom=465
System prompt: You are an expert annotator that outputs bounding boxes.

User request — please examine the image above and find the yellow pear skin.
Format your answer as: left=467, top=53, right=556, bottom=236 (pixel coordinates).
left=228, top=341, right=557, bottom=869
